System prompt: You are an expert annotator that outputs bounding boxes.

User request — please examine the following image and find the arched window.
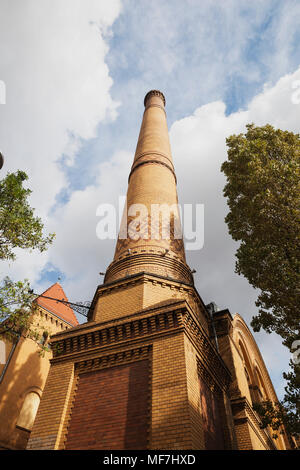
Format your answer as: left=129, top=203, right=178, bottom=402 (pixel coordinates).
left=40, top=331, right=49, bottom=346
left=238, top=339, right=257, bottom=403
left=244, top=367, right=250, bottom=384
left=16, top=392, right=40, bottom=431
left=254, top=366, right=268, bottom=401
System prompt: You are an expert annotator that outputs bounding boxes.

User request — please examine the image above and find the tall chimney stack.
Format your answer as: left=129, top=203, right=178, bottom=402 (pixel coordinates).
left=105, top=90, right=192, bottom=285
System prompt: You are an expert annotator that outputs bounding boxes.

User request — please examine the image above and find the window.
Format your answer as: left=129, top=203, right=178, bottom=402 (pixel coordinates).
left=40, top=331, right=49, bottom=346
left=0, top=340, right=5, bottom=365
left=255, top=367, right=268, bottom=401
left=16, top=392, right=40, bottom=431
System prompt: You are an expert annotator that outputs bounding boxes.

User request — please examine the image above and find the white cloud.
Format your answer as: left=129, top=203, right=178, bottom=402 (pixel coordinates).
left=169, top=67, right=300, bottom=397
left=0, top=0, right=121, bottom=219
left=33, top=66, right=300, bottom=308
left=30, top=66, right=300, bottom=398
left=1, top=2, right=299, bottom=399
left=107, top=0, right=300, bottom=123
left=45, top=150, right=132, bottom=300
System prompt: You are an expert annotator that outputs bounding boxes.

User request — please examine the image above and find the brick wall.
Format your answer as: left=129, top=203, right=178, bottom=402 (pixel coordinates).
left=27, top=361, right=75, bottom=450
left=234, top=420, right=253, bottom=450
left=93, top=274, right=208, bottom=334
left=198, top=375, right=224, bottom=450
left=184, top=336, right=205, bottom=449
left=150, top=333, right=193, bottom=449
left=65, top=360, right=149, bottom=450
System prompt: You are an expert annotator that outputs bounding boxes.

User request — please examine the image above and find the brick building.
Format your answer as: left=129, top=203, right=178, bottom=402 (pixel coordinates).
left=25, top=90, right=290, bottom=450
left=0, top=283, right=78, bottom=449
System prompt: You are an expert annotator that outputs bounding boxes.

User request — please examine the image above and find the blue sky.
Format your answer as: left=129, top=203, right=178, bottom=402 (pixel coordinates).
left=1, top=0, right=300, bottom=400
left=58, top=0, right=300, bottom=196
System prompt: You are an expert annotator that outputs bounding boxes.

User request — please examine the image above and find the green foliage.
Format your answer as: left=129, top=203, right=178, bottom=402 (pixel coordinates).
left=52, top=342, right=63, bottom=356
left=221, top=123, right=300, bottom=441
left=0, top=276, right=50, bottom=352
left=0, top=277, right=34, bottom=338
left=253, top=360, right=300, bottom=441
left=0, top=171, right=55, bottom=347
left=0, top=170, right=55, bottom=261
left=252, top=401, right=285, bottom=435
left=0, top=277, right=51, bottom=353
left=221, top=124, right=300, bottom=346
left=282, top=360, right=300, bottom=432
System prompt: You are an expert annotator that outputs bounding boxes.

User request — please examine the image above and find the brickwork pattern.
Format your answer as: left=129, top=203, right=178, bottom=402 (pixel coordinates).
left=198, top=369, right=224, bottom=449
left=213, top=310, right=287, bottom=450
left=150, top=333, right=193, bottom=449
left=28, top=288, right=233, bottom=450
left=106, top=90, right=190, bottom=285
left=0, top=301, right=75, bottom=450
left=234, top=420, right=253, bottom=450
left=26, top=91, right=286, bottom=452
left=92, top=273, right=208, bottom=329
left=65, top=360, right=150, bottom=450
left=27, top=361, right=74, bottom=449
left=184, top=336, right=205, bottom=449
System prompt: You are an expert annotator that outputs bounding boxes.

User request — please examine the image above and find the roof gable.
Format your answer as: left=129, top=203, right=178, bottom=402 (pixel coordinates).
left=35, top=283, right=78, bottom=326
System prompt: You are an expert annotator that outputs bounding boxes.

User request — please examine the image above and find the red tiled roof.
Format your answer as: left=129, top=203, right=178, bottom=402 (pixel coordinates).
left=35, top=283, right=78, bottom=326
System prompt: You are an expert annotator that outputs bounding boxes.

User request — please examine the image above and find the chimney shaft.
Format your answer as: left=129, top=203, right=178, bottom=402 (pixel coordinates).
left=104, top=91, right=192, bottom=285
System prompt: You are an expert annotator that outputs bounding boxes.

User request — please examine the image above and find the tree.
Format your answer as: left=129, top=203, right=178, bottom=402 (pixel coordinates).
left=0, top=170, right=55, bottom=344
left=252, top=359, right=300, bottom=444
left=0, top=170, right=55, bottom=260
left=0, top=277, right=35, bottom=339
left=221, top=123, right=300, bottom=441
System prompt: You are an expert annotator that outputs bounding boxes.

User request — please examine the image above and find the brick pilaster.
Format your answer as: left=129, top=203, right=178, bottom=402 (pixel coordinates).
left=27, top=361, right=74, bottom=450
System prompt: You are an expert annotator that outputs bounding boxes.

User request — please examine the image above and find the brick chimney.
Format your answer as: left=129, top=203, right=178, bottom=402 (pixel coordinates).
left=105, top=90, right=192, bottom=285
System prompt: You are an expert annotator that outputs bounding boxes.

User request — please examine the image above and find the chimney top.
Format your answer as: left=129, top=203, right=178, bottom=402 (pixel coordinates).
left=144, top=90, right=166, bottom=107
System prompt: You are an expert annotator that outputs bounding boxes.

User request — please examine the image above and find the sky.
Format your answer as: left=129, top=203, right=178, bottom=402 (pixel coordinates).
left=0, top=0, right=300, bottom=399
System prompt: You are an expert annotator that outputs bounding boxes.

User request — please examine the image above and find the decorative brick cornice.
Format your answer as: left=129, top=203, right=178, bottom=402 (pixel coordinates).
left=213, top=314, right=233, bottom=338
left=56, top=298, right=186, bottom=338
left=104, top=256, right=193, bottom=288
left=75, top=345, right=152, bottom=375
left=61, top=346, right=152, bottom=450
left=36, top=306, right=73, bottom=329
left=50, top=297, right=230, bottom=395
left=101, top=271, right=194, bottom=297
left=144, top=90, right=166, bottom=107
left=144, top=103, right=166, bottom=114
left=133, top=151, right=174, bottom=167
left=51, top=305, right=183, bottom=361
left=182, top=310, right=232, bottom=391
left=93, top=272, right=209, bottom=323
left=128, top=159, right=177, bottom=183
left=231, top=396, right=277, bottom=450
left=197, top=357, right=222, bottom=395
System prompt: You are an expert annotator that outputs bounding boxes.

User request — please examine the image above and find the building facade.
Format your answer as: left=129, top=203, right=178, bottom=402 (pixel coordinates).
left=0, top=283, right=78, bottom=449
left=24, top=90, right=289, bottom=450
